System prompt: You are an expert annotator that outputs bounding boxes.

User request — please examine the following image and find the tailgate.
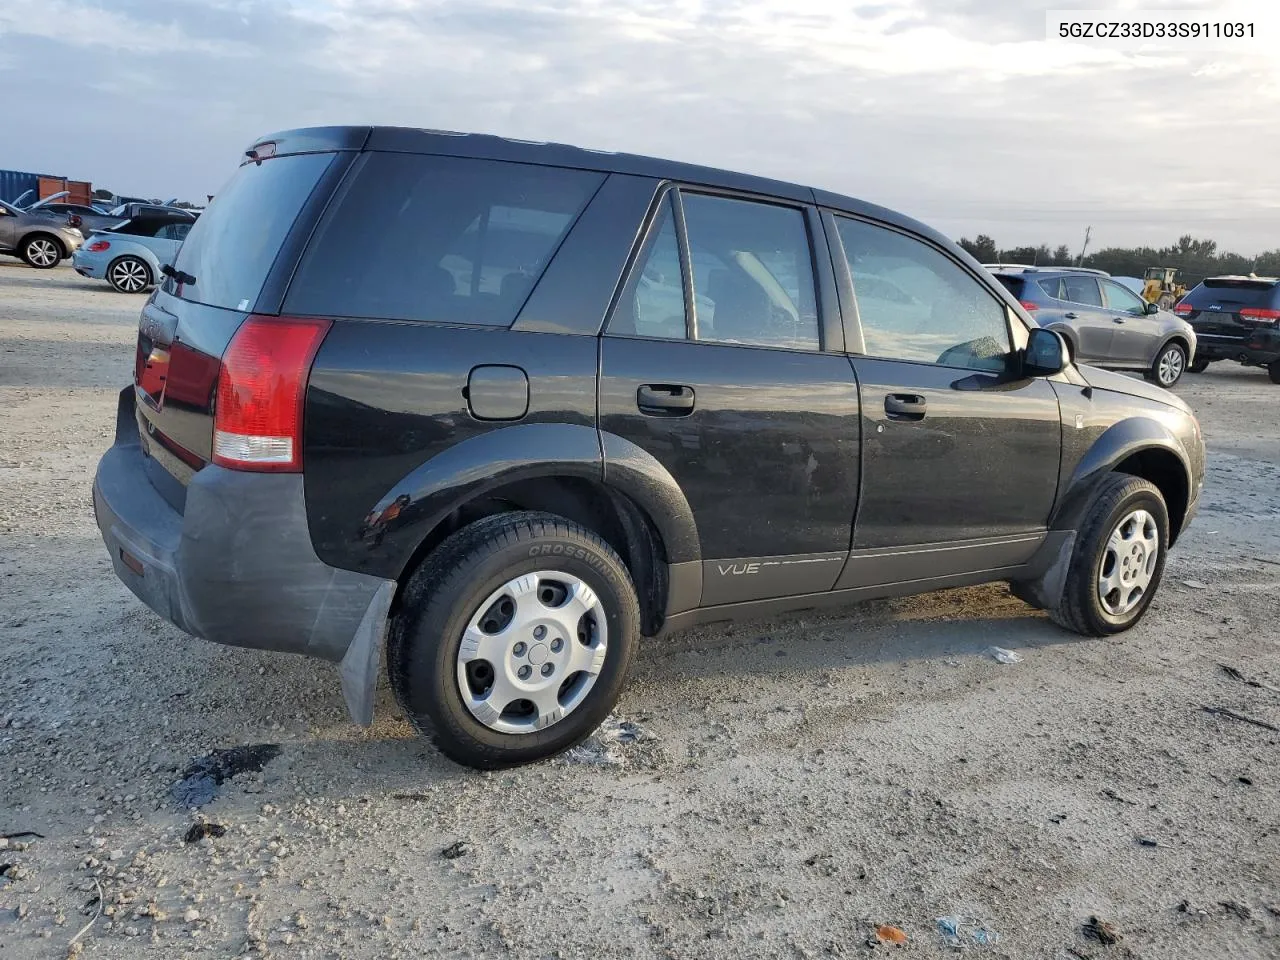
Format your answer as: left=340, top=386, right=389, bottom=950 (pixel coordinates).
left=129, top=146, right=352, bottom=510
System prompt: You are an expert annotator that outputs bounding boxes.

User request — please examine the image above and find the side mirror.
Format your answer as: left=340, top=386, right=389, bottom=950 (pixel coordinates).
left=1145, top=301, right=1160, bottom=315
left=1024, top=327, right=1068, bottom=377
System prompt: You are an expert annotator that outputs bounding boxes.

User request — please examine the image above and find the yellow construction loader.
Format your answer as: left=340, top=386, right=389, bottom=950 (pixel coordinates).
left=1142, top=267, right=1187, bottom=309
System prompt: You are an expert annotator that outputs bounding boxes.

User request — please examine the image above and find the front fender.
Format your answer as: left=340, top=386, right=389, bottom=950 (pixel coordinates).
left=1052, top=415, right=1192, bottom=534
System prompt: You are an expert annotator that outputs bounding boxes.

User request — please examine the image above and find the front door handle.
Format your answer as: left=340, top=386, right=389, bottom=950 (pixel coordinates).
left=884, top=393, right=926, bottom=420
left=1063, top=312, right=1079, bottom=319
left=1113, top=317, right=1127, bottom=324
left=637, top=384, right=695, bottom=416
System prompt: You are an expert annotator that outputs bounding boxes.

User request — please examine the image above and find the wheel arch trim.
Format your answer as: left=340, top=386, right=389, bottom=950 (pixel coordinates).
left=1053, top=416, right=1193, bottom=541
left=353, top=422, right=701, bottom=582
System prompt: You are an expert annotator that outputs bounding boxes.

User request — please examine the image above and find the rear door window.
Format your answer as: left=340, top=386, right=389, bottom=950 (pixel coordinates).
left=1038, top=277, right=1067, bottom=300
left=285, top=153, right=603, bottom=326
left=610, top=194, right=688, bottom=340
left=1062, top=276, right=1103, bottom=307
left=170, top=152, right=334, bottom=310
left=680, top=193, right=820, bottom=351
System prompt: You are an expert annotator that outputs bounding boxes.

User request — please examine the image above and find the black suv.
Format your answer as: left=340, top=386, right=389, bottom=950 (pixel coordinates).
left=93, top=127, right=1205, bottom=769
left=1174, top=275, right=1280, bottom=382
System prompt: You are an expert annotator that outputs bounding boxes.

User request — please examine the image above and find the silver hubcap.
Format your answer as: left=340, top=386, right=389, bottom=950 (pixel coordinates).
left=1157, top=347, right=1183, bottom=385
left=456, top=570, right=607, bottom=734
left=28, top=239, right=58, bottom=266
left=111, top=259, right=149, bottom=292
left=1098, top=508, right=1160, bottom=617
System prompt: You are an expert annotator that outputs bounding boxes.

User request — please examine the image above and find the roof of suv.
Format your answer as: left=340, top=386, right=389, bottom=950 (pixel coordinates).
left=987, top=265, right=1111, bottom=278
left=251, top=125, right=961, bottom=259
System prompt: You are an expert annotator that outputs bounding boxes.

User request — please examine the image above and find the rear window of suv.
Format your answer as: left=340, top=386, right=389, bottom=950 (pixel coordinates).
left=284, top=153, right=604, bottom=327
left=170, top=152, right=334, bottom=310
left=1182, top=278, right=1279, bottom=308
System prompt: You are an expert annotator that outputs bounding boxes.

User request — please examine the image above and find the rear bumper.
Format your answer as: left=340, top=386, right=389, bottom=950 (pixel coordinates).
left=93, top=389, right=394, bottom=664
left=71, top=250, right=106, bottom=279
left=1193, top=331, right=1280, bottom=366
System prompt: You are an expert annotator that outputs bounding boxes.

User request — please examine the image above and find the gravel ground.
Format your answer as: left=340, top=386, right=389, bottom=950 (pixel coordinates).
left=2, top=262, right=1277, bottom=960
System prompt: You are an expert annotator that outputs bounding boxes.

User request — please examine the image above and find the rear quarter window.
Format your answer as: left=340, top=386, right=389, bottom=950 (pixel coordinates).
left=284, top=153, right=604, bottom=326
left=993, top=275, right=1025, bottom=298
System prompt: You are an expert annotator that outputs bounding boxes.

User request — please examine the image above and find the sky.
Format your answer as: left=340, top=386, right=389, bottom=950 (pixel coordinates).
left=2, top=0, right=1277, bottom=254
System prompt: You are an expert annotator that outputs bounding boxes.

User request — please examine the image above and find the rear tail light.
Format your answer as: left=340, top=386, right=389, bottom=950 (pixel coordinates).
left=68, top=215, right=83, bottom=228
left=1240, top=307, right=1280, bottom=322
left=212, top=316, right=331, bottom=472
left=89, top=240, right=111, bottom=252
left=1174, top=303, right=1193, bottom=315
left=1018, top=300, right=1040, bottom=313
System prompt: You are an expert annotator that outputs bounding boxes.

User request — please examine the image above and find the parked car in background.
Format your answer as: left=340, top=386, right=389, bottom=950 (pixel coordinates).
left=30, top=200, right=124, bottom=236
left=1175, top=275, right=1280, bottom=382
left=72, top=214, right=195, bottom=292
left=93, top=126, right=1204, bottom=769
left=990, top=266, right=1196, bottom=387
left=106, top=202, right=198, bottom=222
left=0, top=198, right=84, bottom=268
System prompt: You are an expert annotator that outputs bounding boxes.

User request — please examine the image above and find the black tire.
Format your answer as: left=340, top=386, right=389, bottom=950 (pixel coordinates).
left=1269, top=361, right=1280, bottom=385
left=107, top=255, right=152, bottom=293
left=1148, top=340, right=1186, bottom=388
left=1187, top=357, right=1210, bottom=374
left=20, top=233, right=63, bottom=269
left=388, top=511, right=640, bottom=769
left=1049, top=473, right=1169, bottom=637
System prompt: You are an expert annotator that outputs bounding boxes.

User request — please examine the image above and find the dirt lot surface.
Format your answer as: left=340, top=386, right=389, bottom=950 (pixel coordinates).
left=2, top=262, right=1277, bottom=960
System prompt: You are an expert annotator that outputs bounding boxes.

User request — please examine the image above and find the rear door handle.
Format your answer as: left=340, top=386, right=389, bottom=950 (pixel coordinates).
left=637, top=384, right=695, bottom=416
left=1063, top=312, right=1079, bottom=319
left=884, top=393, right=926, bottom=420
left=1113, top=316, right=1127, bottom=324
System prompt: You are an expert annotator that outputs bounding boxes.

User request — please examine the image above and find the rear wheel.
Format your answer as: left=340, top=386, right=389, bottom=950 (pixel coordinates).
left=1148, top=341, right=1186, bottom=387
left=1269, top=361, right=1280, bottom=385
left=21, top=234, right=62, bottom=269
left=1049, top=473, right=1168, bottom=637
left=107, top=256, right=152, bottom=293
left=388, top=512, right=640, bottom=769
left=1187, top=357, right=1210, bottom=374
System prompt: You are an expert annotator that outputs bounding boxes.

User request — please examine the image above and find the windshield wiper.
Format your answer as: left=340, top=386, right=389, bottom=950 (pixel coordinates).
left=160, top=264, right=196, bottom=285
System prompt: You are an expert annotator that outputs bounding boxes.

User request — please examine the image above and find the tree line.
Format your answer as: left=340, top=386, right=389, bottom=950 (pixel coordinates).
left=956, top=234, right=1280, bottom=287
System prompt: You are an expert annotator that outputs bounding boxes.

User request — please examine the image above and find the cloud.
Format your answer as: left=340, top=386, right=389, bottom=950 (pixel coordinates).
left=1, top=0, right=1276, bottom=251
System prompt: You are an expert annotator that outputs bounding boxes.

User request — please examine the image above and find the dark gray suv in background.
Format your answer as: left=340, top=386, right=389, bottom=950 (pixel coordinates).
left=93, top=127, right=1205, bottom=768
left=992, top=266, right=1197, bottom=387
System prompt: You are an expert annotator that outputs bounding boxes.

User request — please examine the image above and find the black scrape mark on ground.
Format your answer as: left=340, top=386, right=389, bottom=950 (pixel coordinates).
left=170, top=744, right=282, bottom=807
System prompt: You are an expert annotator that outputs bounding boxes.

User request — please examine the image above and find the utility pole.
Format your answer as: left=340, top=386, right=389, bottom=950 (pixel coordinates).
left=1075, top=226, right=1092, bottom=266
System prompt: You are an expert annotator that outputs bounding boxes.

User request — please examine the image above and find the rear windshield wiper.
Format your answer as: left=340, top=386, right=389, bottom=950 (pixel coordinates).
left=160, top=263, right=196, bottom=285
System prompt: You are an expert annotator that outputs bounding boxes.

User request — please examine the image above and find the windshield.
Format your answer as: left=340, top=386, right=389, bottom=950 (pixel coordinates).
left=170, top=152, right=334, bottom=311
left=1184, top=279, right=1278, bottom=308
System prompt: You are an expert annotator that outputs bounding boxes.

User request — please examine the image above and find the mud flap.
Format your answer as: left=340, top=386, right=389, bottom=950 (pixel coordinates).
left=339, top=580, right=395, bottom=726
left=1008, top=530, right=1076, bottom=611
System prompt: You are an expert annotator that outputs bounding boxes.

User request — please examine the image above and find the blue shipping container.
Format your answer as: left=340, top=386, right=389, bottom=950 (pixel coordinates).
left=0, top=169, right=43, bottom=205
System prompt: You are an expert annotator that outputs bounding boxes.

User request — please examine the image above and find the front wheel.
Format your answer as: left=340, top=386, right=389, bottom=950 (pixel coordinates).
left=388, top=512, right=640, bottom=769
left=21, top=234, right=62, bottom=269
left=1049, top=473, right=1169, bottom=637
left=1149, top=341, right=1186, bottom=387
left=107, top=256, right=152, bottom=293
